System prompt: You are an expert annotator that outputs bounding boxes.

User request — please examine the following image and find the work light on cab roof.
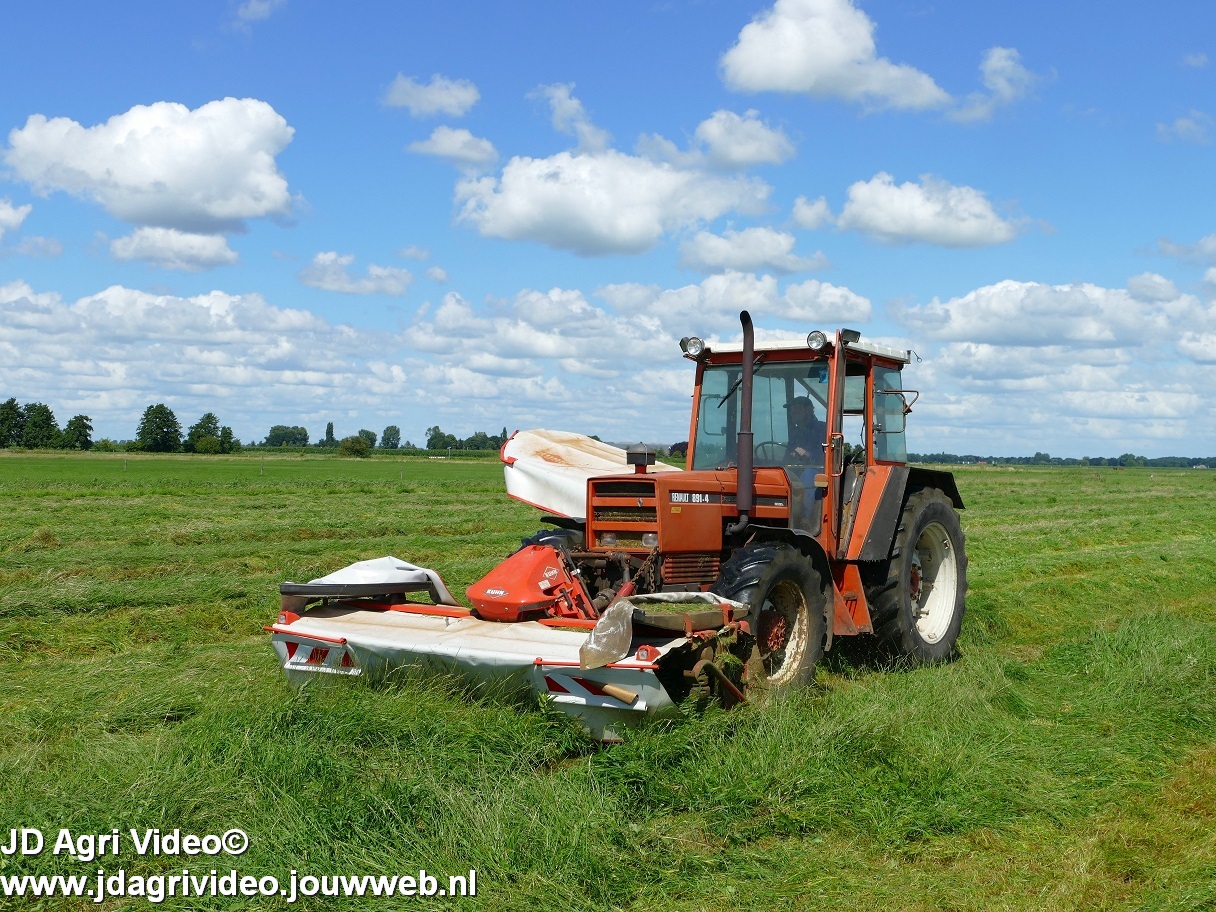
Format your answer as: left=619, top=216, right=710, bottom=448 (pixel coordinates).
left=679, top=335, right=705, bottom=358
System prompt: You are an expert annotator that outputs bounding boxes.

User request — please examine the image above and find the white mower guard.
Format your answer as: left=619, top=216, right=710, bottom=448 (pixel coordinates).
left=501, top=429, right=680, bottom=519
left=270, top=557, right=745, bottom=740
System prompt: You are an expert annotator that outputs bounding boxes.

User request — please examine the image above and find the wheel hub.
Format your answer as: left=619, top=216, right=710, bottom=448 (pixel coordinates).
left=758, top=607, right=789, bottom=654
left=912, top=522, right=959, bottom=643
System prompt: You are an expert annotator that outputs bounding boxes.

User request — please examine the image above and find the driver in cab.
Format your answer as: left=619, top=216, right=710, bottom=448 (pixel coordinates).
left=785, top=396, right=825, bottom=468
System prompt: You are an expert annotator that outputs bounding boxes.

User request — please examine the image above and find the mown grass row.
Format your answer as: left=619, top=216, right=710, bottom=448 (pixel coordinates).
left=0, top=455, right=1212, bottom=910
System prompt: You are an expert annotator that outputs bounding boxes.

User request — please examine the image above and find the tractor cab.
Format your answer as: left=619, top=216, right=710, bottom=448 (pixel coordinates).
left=681, top=327, right=915, bottom=547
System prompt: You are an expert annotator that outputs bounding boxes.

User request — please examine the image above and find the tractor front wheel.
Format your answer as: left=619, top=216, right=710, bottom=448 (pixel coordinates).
left=517, top=526, right=584, bottom=552
left=711, top=543, right=827, bottom=693
left=868, top=487, right=968, bottom=664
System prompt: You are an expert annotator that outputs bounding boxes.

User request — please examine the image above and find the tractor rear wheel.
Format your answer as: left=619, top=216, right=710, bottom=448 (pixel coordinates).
left=711, top=543, right=827, bottom=693
left=868, top=487, right=968, bottom=664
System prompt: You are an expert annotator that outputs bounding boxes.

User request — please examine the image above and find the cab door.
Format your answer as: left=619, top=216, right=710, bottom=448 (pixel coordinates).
left=818, top=338, right=849, bottom=555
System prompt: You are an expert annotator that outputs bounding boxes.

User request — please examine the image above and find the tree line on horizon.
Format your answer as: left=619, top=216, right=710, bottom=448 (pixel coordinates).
left=0, top=399, right=240, bottom=455
left=4, top=397, right=1210, bottom=466
left=253, top=422, right=514, bottom=456
left=0, top=398, right=94, bottom=451
left=0, top=398, right=512, bottom=458
left=909, top=451, right=1214, bottom=468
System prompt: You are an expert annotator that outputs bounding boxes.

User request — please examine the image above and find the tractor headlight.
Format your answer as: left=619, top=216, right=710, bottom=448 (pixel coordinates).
left=807, top=331, right=828, bottom=350
left=641, top=532, right=659, bottom=548
left=680, top=336, right=705, bottom=357
left=599, top=532, right=618, bottom=547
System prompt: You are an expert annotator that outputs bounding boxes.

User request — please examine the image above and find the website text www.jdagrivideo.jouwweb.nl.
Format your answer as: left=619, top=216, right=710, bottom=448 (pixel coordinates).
left=2, top=867, right=478, bottom=903
left=2, top=826, right=475, bottom=903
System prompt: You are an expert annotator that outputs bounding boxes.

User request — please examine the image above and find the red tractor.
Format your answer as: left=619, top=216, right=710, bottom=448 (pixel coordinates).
left=272, top=312, right=967, bottom=737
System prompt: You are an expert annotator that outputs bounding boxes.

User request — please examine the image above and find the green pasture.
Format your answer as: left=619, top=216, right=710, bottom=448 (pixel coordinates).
left=0, top=453, right=1213, bottom=910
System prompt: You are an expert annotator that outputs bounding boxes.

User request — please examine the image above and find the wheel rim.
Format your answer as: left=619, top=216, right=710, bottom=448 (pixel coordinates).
left=755, top=579, right=809, bottom=687
left=910, top=521, right=958, bottom=644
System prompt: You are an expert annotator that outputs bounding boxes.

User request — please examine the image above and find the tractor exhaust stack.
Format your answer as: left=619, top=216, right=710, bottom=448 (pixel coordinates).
left=726, top=310, right=754, bottom=538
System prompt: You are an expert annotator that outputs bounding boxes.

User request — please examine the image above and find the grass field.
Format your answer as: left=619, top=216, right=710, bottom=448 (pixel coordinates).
left=1, top=453, right=1213, bottom=910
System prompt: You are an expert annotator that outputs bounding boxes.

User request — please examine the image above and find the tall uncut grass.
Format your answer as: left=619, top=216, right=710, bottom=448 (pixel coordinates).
left=0, top=454, right=1212, bottom=910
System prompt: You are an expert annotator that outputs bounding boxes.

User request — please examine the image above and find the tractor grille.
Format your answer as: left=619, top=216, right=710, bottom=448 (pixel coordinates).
left=661, top=553, right=721, bottom=586
left=593, top=480, right=656, bottom=497
left=593, top=506, right=657, bottom=523
left=589, top=477, right=657, bottom=551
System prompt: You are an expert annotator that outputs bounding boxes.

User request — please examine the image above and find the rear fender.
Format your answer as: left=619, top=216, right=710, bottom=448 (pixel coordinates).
left=908, top=467, right=964, bottom=510
left=849, top=466, right=964, bottom=563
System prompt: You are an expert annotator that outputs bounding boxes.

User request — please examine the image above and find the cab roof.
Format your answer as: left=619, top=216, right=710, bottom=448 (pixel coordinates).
left=704, top=337, right=911, bottom=364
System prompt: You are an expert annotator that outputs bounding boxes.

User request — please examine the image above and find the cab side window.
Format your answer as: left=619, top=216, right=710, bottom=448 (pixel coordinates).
left=873, top=366, right=907, bottom=463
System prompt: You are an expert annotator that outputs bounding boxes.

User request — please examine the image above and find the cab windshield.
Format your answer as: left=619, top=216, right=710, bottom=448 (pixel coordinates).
left=691, top=359, right=830, bottom=471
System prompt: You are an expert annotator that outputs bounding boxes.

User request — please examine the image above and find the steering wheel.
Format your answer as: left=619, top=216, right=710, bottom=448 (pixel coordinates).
left=754, top=440, right=785, bottom=463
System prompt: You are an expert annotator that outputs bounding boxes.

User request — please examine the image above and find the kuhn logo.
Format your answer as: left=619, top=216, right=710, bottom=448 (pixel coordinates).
left=543, top=567, right=559, bottom=580
left=484, top=587, right=508, bottom=597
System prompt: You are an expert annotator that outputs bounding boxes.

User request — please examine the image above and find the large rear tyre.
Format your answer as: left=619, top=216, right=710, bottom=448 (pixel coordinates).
left=711, top=543, right=828, bottom=692
left=868, top=488, right=968, bottom=664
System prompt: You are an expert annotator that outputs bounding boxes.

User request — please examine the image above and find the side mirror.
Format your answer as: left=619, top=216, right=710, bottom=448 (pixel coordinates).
left=875, top=390, right=910, bottom=434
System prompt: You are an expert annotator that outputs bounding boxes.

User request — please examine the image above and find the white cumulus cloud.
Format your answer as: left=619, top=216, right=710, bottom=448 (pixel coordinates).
left=838, top=173, right=1017, bottom=247
left=399, top=288, right=685, bottom=417
left=597, top=270, right=870, bottom=336
left=383, top=74, right=479, bottom=117
left=110, top=228, right=238, bottom=271
left=5, top=98, right=294, bottom=233
left=17, top=236, right=61, bottom=258
left=0, top=279, right=371, bottom=439
left=1182, top=52, right=1209, bottom=68
left=896, top=278, right=1202, bottom=346
left=7, top=264, right=1211, bottom=456
left=441, top=86, right=776, bottom=255
left=407, top=126, right=498, bottom=168
left=456, top=150, right=770, bottom=255
left=298, top=252, right=413, bottom=295
left=792, top=195, right=833, bottom=229
left=536, top=83, right=611, bottom=153
left=782, top=278, right=870, bottom=321
left=0, top=198, right=32, bottom=240
left=897, top=275, right=1216, bottom=456
left=720, top=0, right=950, bottom=111
left=236, top=0, right=285, bottom=23
left=679, top=226, right=826, bottom=274
left=1158, top=232, right=1216, bottom=264
left=950, top=47, right=1038, bottom=123
left=1178, top=332, right=1216, bottom=363
left=1127, top=272, right=1180, bottom=302
left=694, top=110, right=795, bottom=167
left=1156, top=110, right=1212, bottom=144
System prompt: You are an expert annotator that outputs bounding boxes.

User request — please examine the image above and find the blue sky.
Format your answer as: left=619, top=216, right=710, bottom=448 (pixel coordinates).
left=1, top=0, right=1213, bottom=457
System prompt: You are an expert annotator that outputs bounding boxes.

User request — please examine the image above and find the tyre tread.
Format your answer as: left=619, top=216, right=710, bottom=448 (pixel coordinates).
left=865, top=486, right=968, bottom=664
